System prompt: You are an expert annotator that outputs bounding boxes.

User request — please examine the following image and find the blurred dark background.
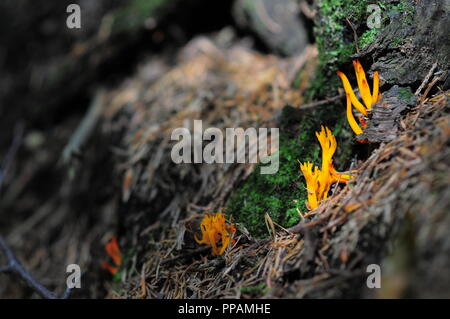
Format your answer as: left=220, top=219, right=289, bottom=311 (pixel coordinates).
left=0, top=0, right=310, bottom=298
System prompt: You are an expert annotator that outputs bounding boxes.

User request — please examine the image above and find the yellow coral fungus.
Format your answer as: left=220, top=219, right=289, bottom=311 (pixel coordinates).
left=345, top=93, right=363, bottom=135
left=337, top=60, right=381, bottom=136
left=316, top=126, right=336, bottom=200
left=195, top=213, right=236, bottom=255
left=300, top=161, right=320, bottom=210
left=300, top=126, right=354, bottom=210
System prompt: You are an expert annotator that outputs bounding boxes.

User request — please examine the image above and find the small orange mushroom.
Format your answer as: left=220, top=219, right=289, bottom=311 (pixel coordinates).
left=101, top=237, right=122, bottom=275
left=195, top=213, right=236, bottom=255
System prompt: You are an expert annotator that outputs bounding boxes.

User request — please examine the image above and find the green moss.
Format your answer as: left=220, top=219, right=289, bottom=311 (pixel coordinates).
left=388, top=0, right=415, bottom=25
left=240, top=283, right=268, bottom=296
left=307, top=1, right=417, bottom=101
left=112, top=271, right=122, bottom=282
left=315, top=0, right=368, bottom=68
left=305, top=0, right=371, bottom=101
left=389, top=37, right=406, bottom=48
left=359, top=28, right=378, bottom=49
left=225, top=134, right=309, bottom=238
left=397, top=86, right=416, bottom=104
left=110, top=0, right=173, bottom=33
left=225, top=106, right=355, bottom=238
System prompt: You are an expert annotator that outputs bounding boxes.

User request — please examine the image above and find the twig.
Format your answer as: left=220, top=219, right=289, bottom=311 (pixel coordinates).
left=292, top=74, right=368, bottom=111
left=345, top=18, right=359, bottom=53
left=61, top=89, right=105, bottom=164
left=420, top=76, right=442, bottom=103
left=415, top=62, right=438, bottom=96
left=261, top=92, right=347, bottom=127
left=160, top=246, right=211, bottom=265
left=299, top=92, right=346, bottom=109
left=0, top=236, right=72, bottom=299
left=0, top=122, right=24, bottom=192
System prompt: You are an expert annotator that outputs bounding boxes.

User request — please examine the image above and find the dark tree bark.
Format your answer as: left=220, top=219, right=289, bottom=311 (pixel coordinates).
left=357, top=0, right=450, bottom=89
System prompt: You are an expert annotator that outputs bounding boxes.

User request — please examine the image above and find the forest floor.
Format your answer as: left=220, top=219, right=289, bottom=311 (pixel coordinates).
left=99, top=33, right=449, bottom=299
left=0, top=1, right=449, bottom=299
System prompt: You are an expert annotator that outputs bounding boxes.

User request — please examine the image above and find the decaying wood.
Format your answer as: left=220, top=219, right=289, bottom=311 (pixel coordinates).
left=359, top=85, right=417, bottom=143
left=355, top=0, right=450, bottom=90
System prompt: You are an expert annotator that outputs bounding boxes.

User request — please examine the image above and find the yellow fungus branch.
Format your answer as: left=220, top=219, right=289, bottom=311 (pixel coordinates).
left=337, top=60, right=382, bottom=138
left=346, top=93, right=364, bottom=135
left=337, top=71, right=368, bottom=116
left=300, top=126, right=355, bottom=210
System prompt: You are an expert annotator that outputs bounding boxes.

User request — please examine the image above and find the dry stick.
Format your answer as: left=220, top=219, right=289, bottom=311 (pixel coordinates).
left=264, top=64, right=367, bottom=125
left=295, top=76, right=368, bottom=111
left=421, top=76, right=442, bottom=103
left=160, top=246, right=211, bottom=266
left=61, top=89, right=105, bottom=164
left=345, top=18, right=359, bottom=53
left=415, top=62, right=438, bottom=96
left=299, top=92, right=346, bottom=110
left=0, top=127, right=72, bottom=298
left=0, top=236, right=72, bottom=299
left=263, top=92, right=346, bottom=124
left=0, top=122, right=24, bottom=192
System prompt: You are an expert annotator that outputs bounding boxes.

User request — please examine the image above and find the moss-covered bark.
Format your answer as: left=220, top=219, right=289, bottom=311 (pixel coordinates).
left=224, top=0, right=445, bottom=238
left=306, top=0, right=421, bottom=101
left=226, top=105, right=356, bottom=238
